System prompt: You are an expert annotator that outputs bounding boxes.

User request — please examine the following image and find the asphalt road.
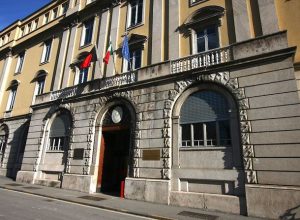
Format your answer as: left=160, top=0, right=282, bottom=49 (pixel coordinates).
left=0, top=188, right=155, bottom=220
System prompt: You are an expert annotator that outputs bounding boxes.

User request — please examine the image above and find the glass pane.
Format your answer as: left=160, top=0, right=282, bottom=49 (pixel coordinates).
left=59, top=137, right=65, bottom=150
left=207, top=27, right=219, bottom=50
left=197, top=35, right=205, bottom=53
left=193, top=123, right=204, bottom=146
left=219, top=120, right=231, bottom=145
left=137, top=0, right=143, bottom=23
left=131, top=7, right=137, bottom=26
left=181, top=124, right=191, bottom=147
left=206, top=122, right=217, bottom=146
left=134, top=50, right=142, bottom=69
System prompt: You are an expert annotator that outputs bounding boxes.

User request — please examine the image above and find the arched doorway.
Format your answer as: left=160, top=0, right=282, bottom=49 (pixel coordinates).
left=97, top=104, right=133, bottom=195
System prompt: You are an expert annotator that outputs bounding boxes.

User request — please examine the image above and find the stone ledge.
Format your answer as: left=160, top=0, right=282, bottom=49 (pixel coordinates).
left=170, top=191, right=246, bottom=215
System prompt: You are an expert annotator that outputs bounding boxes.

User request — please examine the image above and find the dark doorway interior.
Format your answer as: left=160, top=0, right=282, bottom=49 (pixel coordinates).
left=100, top=128, right=130, bottom=194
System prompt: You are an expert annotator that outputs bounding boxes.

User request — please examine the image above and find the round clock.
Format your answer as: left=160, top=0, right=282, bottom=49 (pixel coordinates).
left=111, top=106, right=123, bottom=123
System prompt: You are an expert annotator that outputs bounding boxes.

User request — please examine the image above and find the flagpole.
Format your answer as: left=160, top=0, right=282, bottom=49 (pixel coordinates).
left=112, top=50, right=118, bottom=75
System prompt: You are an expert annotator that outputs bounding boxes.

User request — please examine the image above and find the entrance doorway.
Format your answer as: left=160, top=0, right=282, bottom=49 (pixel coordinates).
left=97, top=127, right=130, bottom=194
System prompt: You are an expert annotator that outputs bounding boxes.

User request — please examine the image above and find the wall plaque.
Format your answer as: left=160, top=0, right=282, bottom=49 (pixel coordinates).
left=142, top=149, right=160, bottom=161
left=73, top=148, right=84, bottom=160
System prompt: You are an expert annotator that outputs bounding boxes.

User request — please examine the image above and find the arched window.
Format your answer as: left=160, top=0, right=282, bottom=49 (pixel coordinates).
left=180, top=90, right=231, bottom=147
left=6, top=80, right=20, bottom=111
left=183, top=6, right=224, bottom=54
left=48, top=113, right=71, bottom=151
left=0, top=125, right=8, bottom=165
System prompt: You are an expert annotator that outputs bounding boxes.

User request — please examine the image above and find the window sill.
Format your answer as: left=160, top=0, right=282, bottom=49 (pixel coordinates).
left=189, top=0, right=209, bottom=7
left=79, top=43, right=93, bottom=50
left=46, top=150, right=64, bottom=153
left=14, top=71, right=21, bottom=76
left=127, top=22, right=144, bottom=31
left=40, top=61, right=49, bottom=66
left=180, top=146, right=230, bottom=151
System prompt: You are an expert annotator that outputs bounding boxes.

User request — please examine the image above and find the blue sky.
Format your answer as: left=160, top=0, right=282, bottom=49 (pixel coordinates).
left=0, top=0, right=51, bottom=31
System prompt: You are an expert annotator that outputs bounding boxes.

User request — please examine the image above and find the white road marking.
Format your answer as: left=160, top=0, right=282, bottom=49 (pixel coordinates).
left=0, top=188, right=155, bottom=220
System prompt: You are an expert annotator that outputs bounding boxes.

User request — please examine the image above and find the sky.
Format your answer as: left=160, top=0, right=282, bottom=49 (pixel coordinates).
left=0, top=0, right=51, bottom=31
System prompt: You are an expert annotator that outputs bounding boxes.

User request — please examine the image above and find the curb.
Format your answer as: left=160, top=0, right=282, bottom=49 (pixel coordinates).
left=0, top=186, right=175, bottom=220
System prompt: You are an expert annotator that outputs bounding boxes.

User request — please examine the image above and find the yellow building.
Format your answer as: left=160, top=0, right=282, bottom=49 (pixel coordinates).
left=0, top=0, right=299, bottom=219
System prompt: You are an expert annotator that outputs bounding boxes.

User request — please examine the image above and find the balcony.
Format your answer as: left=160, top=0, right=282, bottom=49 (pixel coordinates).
left=170, top=46, right=231, bottom=74
left=34, top=71, right=137, bottom=105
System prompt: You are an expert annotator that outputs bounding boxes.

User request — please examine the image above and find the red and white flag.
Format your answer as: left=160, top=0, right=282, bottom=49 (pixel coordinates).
left=103, top=40, right=113, bottom=64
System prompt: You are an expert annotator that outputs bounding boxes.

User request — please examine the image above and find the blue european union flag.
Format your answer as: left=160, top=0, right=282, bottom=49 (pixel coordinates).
left=122, top=35, right=130, bottom=62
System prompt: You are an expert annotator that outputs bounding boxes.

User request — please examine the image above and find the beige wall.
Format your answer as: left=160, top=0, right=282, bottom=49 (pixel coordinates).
left=0, top=35, right=61, bottom=116
left=275, top=0, right=300, bottom=63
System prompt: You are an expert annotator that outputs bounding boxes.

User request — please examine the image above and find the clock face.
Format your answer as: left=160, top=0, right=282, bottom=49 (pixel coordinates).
left=111, top=106, right=123, bottom=123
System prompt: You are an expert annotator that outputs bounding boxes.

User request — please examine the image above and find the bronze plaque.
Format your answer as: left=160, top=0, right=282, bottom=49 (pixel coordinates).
left=142, top=149, right=160, bottom=161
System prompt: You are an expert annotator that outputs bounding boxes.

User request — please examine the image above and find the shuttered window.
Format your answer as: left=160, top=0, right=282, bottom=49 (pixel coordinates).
left=180, top=91, right=231, bottom=147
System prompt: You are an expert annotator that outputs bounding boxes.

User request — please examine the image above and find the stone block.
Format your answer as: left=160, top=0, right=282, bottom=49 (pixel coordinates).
left=179, top=149, right=233, bottom=169
left=251, top=117, right=300, bottom=132
left=139, top=168, right=162, bottom=179
left=246, top=184, right=300, bottom=219
left=139, top=119, right=164, bottom=130
left=232, top=32, right=287, bottom=60
left=245, top=80, right=297, bottom=97
left=16, top=170, right=35, bottom=184
left=253, top=158, right=300, bottom=171
left=250, top=130, right=300, bottom=144
left=254, top=144, right=300, bottom=157
left=170, top=191, right=245, bottom=215
left=62, top=174, right=95, bottom=193
left=249, top=91, right=299, bottom=108
left=238, top=68, right=294, bottom=87
left=248, top=104, right=300, bottom=120
left=125, top=178, right=170, bottom=204
left=257, top=171, right=300, bottom=186
left=141, top=129, right=162, bottom=139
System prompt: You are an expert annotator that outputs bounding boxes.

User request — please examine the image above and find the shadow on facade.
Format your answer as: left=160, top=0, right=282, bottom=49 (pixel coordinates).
left=280, top=205, right=300, bottom=220
left=6, top=121, right=29, bottom=180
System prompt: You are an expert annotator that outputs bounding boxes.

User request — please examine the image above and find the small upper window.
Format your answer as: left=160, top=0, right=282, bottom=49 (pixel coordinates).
left=128, top=0, right=143, bottom=27
left=52, top=8, right=58, bottom=19
left=44, top=13, right=50, bottom=24
left=27, top=23, right=32, bottom=33
left=80, top=19, right=94, bottom=46
left=41, top=39, right=52, bottom=63
left=61, top=2, right=69, bottom=14
left=20, top=27, right=25, bottom=38
left=32, top=19, right=39, bottom=31
left=15, top=52, right=25, bottom=73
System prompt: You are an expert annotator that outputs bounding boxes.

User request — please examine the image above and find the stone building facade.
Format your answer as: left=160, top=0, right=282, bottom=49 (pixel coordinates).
left=0, top=0, right=300, bottom=219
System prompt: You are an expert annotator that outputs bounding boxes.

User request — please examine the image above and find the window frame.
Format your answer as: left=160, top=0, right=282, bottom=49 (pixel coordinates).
left=15, top=52, right=25, bottom=74
left=44, top=12, right=50, bottom=24
left=80, top=18, right=94, bottom=47
left=61, top=2, right=68, bottom=15
left=41, top=39, right=52, bottom=64
left=6, top=87, right=17, bottom=111
left=127, top=0, right=144, bottom=28
left=123, top=48, right=142, bottom=72
left=75, top=67, right=89, bottom=85
left=192, top=24, right=220, bottom=54
left=175, top=85, right=238, bottom=150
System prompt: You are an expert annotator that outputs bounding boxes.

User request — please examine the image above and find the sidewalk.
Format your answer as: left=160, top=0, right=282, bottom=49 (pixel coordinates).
left=0, top=176, right=264, bottom=220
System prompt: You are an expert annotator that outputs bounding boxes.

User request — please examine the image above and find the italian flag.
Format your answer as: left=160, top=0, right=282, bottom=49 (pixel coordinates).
left=103, top=40, right=113, bottom=64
